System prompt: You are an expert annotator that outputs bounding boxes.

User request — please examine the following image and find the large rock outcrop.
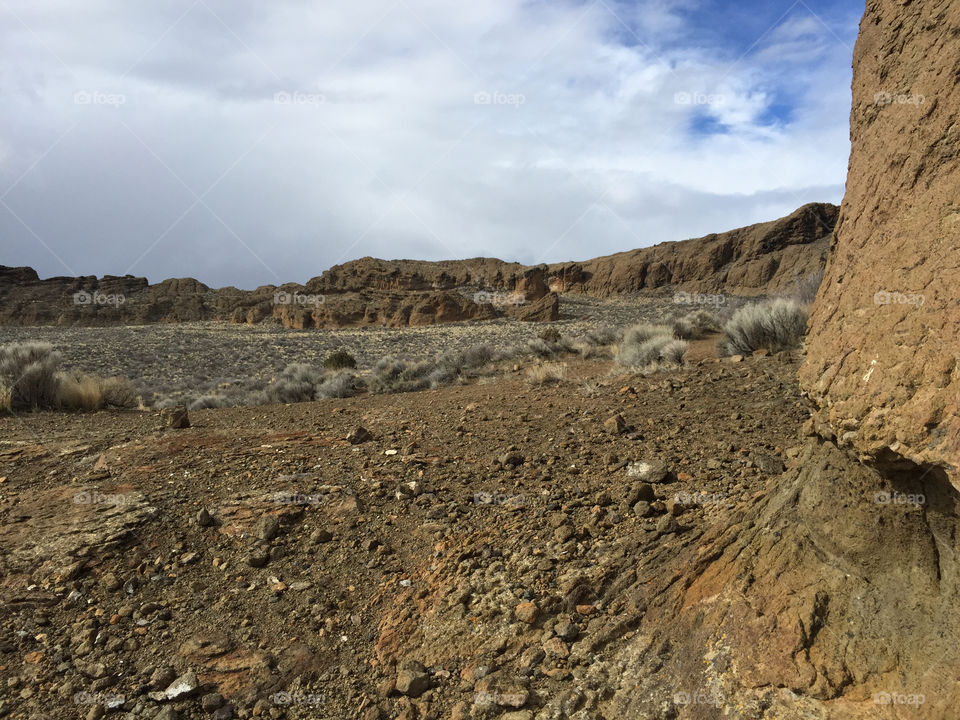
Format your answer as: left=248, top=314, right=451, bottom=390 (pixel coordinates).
left=0, top=204, right=834, bottom=328
left=798, top=0, right=960, bottom=481
left=547, top=202, right=837, bottom=297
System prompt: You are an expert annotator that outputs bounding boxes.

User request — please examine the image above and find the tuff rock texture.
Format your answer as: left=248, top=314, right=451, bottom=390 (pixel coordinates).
left=798, top=0, right=960, bottom=483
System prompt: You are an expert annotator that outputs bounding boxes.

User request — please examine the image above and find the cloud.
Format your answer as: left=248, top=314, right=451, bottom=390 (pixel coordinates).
left=0, top=0, right=859, bottom=288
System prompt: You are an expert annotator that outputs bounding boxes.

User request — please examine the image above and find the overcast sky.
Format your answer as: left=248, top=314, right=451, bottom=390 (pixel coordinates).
left=0, top=0, right=862, bottom=289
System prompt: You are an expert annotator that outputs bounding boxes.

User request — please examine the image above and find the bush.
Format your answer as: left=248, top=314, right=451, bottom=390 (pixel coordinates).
left=317, top=371, right=358, bottom=399
left=0, top=342, right=61, bottom=410
left=263, top=363, right=325, bottom=404
left=617, top=335, right=688, bottom=369
left=323, top=349, right=357, bottom=370
left=719, top=299, right=809, bottom=355
left=672, top=310, right=720, bottom=340
left=794, top=269, right=824, bottom=305
left=580, top=325, right=619, bottom=346
left=55, top=371, right=104, bottom=411
left=100, top=377, right=138, bottom=408
left=368, top=356, right=435, bottom=394
left=525, top=361, right=565, bottom=386
left=538, top=327, right=562, bottom=344
left=622, top=323, right=672, bottom=347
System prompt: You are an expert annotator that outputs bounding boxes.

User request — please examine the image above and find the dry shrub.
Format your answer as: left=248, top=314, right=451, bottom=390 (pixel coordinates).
left=55, top=372, right=105, bottom=411
left=719, top=299, right=808, bottom=355
left=0, top=342, right=61, bottom=410
left=525, top=361, right=566, bottom=386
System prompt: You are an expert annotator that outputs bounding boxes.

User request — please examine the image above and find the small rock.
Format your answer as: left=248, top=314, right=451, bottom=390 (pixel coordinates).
left=201, top=692, right=224, bottom=712
left=514, top=602, right=539, bottom=625
left=626, top=459, right=670, bottom=484
left=100, top=572, right=122, bottom=592
left=728, top=354, right=744, bottom=363
left=154, top=708, right=178, bottom=720
left=500, top=451, right=524, bottom=467
left=632, top=501, right=653, bottom=518
left=160, top=405, right=190, bottom=429
left=396, top=662, right=430, bottom=697
left=149, top=667, right=177, bottom=691
left=197, top=509, right=215, bottom=527
left=258, top=516, right=280, bottom=541
left=656, top=514, right=679, bottom=535
left=554, top=620, right=578, bottom=641
left=347, top=426, right=373, bottom=444
left=247, top=548, right=270, bottom=568
left=310, top=529, right=333, bottom=543
left=603, top=414, right=628, bottom=435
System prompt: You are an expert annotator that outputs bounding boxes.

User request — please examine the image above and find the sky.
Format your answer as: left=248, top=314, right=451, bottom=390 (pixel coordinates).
left=0, top=0, right=864, bottom=289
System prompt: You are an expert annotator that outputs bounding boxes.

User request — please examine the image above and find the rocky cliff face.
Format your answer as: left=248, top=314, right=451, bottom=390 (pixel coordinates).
left=0, top=203, right=833, bottom=328
left=548, top=202, right=837, bottom=297
left=799, top=0, right=960, bottom=482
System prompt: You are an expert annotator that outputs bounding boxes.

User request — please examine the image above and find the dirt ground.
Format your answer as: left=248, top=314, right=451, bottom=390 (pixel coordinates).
left=0, top=338, right=809, bottom=719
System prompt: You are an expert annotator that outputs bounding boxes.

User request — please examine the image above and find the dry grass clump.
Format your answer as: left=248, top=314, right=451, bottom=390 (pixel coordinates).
left=0, top=342, right=61, bottom=410
left=525, top=361, right=566, bottom=386
left=671, top=309, right=721, bottom=340
left=617, top=325, right=689, bottom=369
left=0, top=342, right=137, bottom=412
left=719, top=299, right=808, bottom=355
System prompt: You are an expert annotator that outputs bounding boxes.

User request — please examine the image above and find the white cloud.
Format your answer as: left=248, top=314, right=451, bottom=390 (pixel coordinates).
left=0, top=0, right=855, bottom=287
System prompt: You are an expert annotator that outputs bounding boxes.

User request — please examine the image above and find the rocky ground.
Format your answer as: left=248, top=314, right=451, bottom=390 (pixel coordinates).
left=0, top=336, right=809, bottom=720
left=0, top=295, right=751, bottom=407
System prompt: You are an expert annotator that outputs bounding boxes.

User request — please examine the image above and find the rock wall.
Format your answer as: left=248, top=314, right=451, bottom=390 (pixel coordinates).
left=798, top=0, right=960, bottom=482
left=0, top=203, right=834, bottom=328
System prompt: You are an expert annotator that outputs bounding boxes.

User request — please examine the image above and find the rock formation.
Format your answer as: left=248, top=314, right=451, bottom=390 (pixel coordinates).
left=0, top=203, right=834, bottom=328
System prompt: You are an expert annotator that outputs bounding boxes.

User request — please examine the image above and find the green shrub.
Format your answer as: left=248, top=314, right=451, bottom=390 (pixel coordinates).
left=323, top=349, right=357, bottom=370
